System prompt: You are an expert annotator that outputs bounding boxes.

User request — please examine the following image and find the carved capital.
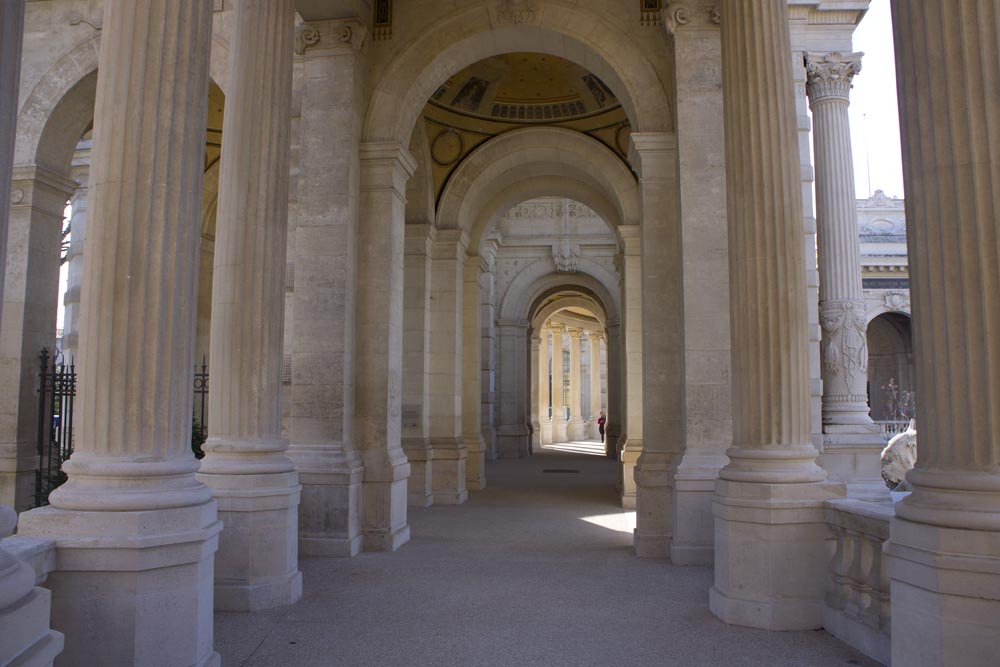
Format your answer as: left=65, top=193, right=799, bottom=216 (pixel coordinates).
left=804, top=52, right=863, bottom=104
left=295, top=19, right=368, bottom=57
left=663, top=2, right=720, bottom=35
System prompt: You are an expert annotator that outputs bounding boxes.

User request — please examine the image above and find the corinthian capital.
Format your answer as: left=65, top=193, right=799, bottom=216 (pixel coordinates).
left=804, top=52, right=863, bottom=103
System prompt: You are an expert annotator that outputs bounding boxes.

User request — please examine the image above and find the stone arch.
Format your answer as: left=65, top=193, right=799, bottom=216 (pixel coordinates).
left=362, top=2, right=672, bottom=145
left=498, top=257, right=620, bottom=327
left=531, top=294, right=607, bottom=331
left=866, top=312, right=915, bottom=422
left=437, top=127, right=639, bottom=250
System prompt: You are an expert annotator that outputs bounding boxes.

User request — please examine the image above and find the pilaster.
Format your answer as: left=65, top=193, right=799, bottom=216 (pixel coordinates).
left=402, top=223, right=434, bottom=507
left=588, top=333, right=602, bottom=441
left=16, top=2, right=223, bottom=663
left=356, top=141, right=416, bottom=551
left=566, top=328, right=586, bottom=440
left=286, top=17, right=368, bottom=558
left=549, top=324, right=567, bottom=443
left=461, top=256, right=486, bottom=489
left=479, top=238, right=500, bottom=459
left=529, top=333, right=542, bottom=449
left=538, top=325, right=552, bottom=445
left=496, top=320, right=529, bottom=458
left=884, top=2, right=1000, bottom=663
left=616, top=225, right=643, bottom=509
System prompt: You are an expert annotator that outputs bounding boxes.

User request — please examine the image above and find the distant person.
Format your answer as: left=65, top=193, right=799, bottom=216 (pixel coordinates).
left=597, top=411, right=606, bottom=443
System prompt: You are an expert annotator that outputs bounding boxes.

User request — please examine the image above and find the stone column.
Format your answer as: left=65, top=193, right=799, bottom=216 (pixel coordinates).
left=529, top=333, right=542, bottom=449
left=884, top=1, right=1000, bottom=663
left=804, top=51, right=885, bottom=489
left=665, top=0, right=734, bottom=567
left=538, top=326, right=552, bottom=445
left=461, top=256, right=486, bottom=488
left=0, top=4, right=63, bottom=664
left=479, top=238, right=500, bottom=458
left=605, top=323, right=623, bottom=457
left=496, top=320, right=529, bottom=457
left=567, top=329, right=586, bottom=440
left=356, top=141, right=415, bottom=551
left=0, top=166, right=76, bottom=511
left=618, top=225, right=643, bottom=508
left=402, top=223, right=434, bottom=507
left=427, top=230, right=468, bottom=504
left=286, top=19, right=368, bottom=558
left=629, top=134, right=685, bottom=558
left=549, top=324, right=567, bottom=442
left=61, top=140, right=92, bottom=364
left=710, top=0, right=841, bottom=630
left=196, top=0, right=301, bottom=612
left=17, top=1, right=223, bottom=663
left=589, top=333, right=602, bottom=440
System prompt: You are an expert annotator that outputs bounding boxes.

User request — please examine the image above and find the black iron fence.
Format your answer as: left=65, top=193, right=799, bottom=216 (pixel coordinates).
left=34, top=348, right=75, bottom=507
left=32, top=350, right=210, bottom=507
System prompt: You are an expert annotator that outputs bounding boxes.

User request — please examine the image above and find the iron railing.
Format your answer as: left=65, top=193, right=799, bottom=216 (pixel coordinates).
left=34, top=348, right=75, bottom=507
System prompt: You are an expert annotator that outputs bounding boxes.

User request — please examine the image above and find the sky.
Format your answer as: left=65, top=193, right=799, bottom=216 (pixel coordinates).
left=848, top=0, right=905, bottom=198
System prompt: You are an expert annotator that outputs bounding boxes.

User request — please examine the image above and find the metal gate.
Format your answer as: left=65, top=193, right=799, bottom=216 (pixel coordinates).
left=34, top=348, right=75, bottom=507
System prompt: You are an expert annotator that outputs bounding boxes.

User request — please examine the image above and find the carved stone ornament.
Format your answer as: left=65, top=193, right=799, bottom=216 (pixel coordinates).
left=68, top=12, right=103, bottom=31
left=553, top=240, right=581, bottom=274
left=10, top=188, right=24, bottom=205
left=497, top=0, right=539, bottom=24
left=804, top=52, right=863, bottom=103
left=295, top=25, right=321, bottom=56
left=820, top=301, right=869, bottom=399
left=664, top=2, right=720, bottom=34
left=883, top=291, right=910, bottom=312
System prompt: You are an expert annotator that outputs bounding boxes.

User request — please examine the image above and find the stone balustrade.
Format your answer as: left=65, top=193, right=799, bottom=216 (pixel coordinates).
left=823, top=498, right=892, bottom=665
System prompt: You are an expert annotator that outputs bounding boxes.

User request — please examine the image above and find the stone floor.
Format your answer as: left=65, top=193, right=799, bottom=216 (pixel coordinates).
left=216, top=442, right=879, bottom=666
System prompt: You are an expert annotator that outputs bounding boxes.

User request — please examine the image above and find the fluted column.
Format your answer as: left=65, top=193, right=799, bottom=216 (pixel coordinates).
left=0, top=0, right=22, bottom=325
left=884, top=2, right=1000, bottom=663
left=461, top=256, right=486, bottom=488
left=710, top=0, right=841, bottom=631
left=805, top=51, right=885, bottom=487
left=17, top=2, right=222, bottom=663
left=427, top=230, right=468, bottom=504
left=61, top=142, right=92, bottom=364
left=286, top=19, right=368, bottom=557
left=589, top=333, right=602, bottom=440
left=356, top=142, right=415, bottom=551
left=196, top=0, right=301, bottom=612
left=567, top=329, right=586, bottom=440
left=539, top=326, right=552, bottom=444
left=529, top=333, right=542, bottom=449
left=549, top=324, right=567, bottom=442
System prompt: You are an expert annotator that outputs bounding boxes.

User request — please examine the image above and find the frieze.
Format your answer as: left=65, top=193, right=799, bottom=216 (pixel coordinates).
left=501, top=200, right=599, bottom=221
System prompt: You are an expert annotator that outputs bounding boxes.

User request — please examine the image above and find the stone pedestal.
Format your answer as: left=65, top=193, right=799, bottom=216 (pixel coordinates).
left=883, top=2, right=1000, bottom=664
left=356, top=142, right=415, bottom=551
left=196, top=0, right=301, bottom=612
left=15, top=2, right=223, bottom=663
left=402, top=223, right=434, bottom=507
left=566, top=329, right=587, bottom=440
left=618, top=226, right=643, bottom=508
left=710, top=0, right=841, bottom=630
left=804, top=51, right=886, bottom=491
left=0, top=506, right=63, bottom=666
left=629, top=134, right=684, bottom=559
left=462, top=257, right=487, bottom=489
left=287, top=19, right=368, bottom=558
left=428, top=231, right=469, bottom=504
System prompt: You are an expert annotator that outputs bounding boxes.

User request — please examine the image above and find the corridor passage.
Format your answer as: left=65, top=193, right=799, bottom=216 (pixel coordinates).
left=216, top=444, right=877, bottom=666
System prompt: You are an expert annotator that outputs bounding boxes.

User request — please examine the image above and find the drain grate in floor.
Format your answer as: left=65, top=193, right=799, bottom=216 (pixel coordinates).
left=542, top=469, right=580, bottom=474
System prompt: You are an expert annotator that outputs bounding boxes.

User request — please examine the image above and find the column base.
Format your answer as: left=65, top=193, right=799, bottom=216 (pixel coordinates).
left=885, top=515, right=1000, bottom=667
left=711, top=478, right=844, bottom=630
left=633, top=451, right=677, bottom=559
left=620, top=439, right=642, bottom=509
left=550, top=418, right=568, bottom=444
left=16, top=501, right=221, bottom=666
left=402, top=438, right=434, bottom=508
left=496, top=428, right=529, bottom=459
left=288, top=446, right=363, bottom=558
left=539, top=420, right=552, bottom=445
left=670, top=453, right=729, bottom=565
left=567, top=417, right=587, bottom=441
left=196, top=463, right=303, bottom=612
left=463, top=433, right=486, bottom=491
left=362, top=455, right=410, bottom=552
left=430, top=438, right=468, bottom=505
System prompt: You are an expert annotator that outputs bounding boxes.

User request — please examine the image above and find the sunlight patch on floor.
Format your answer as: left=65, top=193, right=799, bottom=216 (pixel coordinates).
left=580, top=511, right=637, bottom=534
left=541, top=441, right=607, bottom=456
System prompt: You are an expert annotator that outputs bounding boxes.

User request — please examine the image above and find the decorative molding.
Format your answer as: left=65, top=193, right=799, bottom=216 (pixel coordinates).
left=496, top=0, right=539, bottom=24
left=294, top=25, right=321, bottom=56
left=820, top=300, right=869, bottom=399
left=295, top=20, right=367, bottom=57
left=858, top=189, right=904, bottom=210
left=430, top=130, right=464, bottom=166
left=804, top=52, right=863, bottom=103
left=10, top=188, right=24, bottom=205
left=552, top=240, right=581, bottom=274
left=882, top=291, right=910, bottom=312
left=68, top=12, right=102, bottom=31
left=663, top=2, right=719, bottom=34
left=502, top=199, right=599, bottom=221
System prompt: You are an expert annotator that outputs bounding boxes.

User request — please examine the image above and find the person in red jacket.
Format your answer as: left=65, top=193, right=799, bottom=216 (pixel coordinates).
left=597, top=411, right=606, bottom=443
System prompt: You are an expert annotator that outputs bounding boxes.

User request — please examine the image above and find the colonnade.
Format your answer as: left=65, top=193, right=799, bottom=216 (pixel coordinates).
left=533, top=323, right=606, bottom=446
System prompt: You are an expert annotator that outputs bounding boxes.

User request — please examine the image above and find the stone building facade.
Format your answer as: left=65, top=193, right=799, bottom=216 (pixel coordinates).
left=0, top=1, right=997, bottom=666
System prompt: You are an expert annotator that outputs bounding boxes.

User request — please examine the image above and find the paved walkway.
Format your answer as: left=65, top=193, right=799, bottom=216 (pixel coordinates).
left=216, top=443, right=878, bottom=666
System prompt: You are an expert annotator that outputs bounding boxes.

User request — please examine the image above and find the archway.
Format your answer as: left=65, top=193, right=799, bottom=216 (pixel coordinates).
left=867, top=312, right=915, bottom=430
